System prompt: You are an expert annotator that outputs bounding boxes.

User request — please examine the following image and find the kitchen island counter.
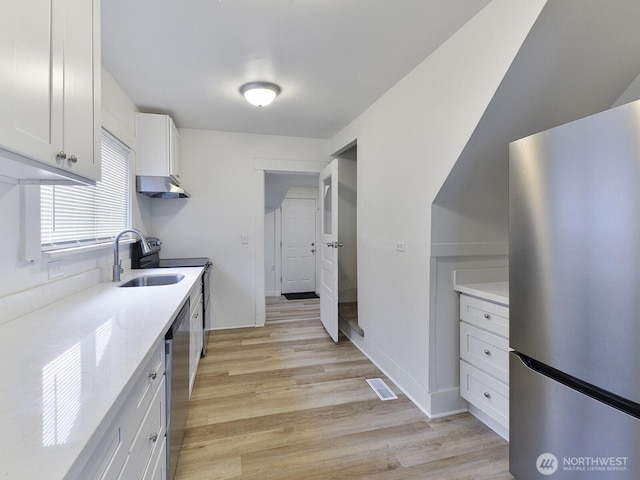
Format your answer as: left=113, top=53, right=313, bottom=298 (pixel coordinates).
left=0, top=267, right=203, bottom=480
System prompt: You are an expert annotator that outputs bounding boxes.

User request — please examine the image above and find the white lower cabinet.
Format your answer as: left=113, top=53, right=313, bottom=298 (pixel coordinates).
left=77, top=341, right=167, bottom=480
left=459, top=293, right=510, bottom=440
left=118, top=377, right=166, bottom=480
left=144, top=437, right=167, bottom=480
left=189, top=286, right=203, bottom=397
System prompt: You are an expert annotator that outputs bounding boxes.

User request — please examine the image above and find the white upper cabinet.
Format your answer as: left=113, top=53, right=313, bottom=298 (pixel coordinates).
left=135, top=113, right=181, bottom=184
left=0, top=0, right=101, bottom=184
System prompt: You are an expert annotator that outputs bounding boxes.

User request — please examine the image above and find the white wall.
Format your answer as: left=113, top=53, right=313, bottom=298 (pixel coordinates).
left=0, top=67, right=145, bottom=316
left=328, top=0, right=546, bottom=416
left=148, top=130, right=328, bottom=329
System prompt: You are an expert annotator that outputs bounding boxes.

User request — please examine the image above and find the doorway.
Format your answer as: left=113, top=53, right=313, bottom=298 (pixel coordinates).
left=264, top=172, right=320, bottom=299
left=333, top=144, right=361, bottom=337
left=254, top=153, right=358, bottom=335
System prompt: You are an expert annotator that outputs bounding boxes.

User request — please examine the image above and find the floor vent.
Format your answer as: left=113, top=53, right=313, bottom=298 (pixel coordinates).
left=366, top=378, right=398, bottom=401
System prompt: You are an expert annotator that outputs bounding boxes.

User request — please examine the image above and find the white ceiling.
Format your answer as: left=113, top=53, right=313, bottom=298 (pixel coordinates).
left=101, top=0, right=491, bottom=139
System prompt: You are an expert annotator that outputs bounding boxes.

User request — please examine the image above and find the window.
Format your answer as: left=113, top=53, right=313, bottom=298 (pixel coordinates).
left=41, top=130, right=131, bottom=250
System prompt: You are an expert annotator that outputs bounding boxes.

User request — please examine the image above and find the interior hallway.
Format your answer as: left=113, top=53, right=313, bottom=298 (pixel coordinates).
left=174, top=297, right=512, bottom=479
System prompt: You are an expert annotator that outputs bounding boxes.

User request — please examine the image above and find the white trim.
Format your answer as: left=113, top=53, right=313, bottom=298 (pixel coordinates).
left=42, top=238, right=134, bottom=258
left=468, top=404, right=509, bottom=440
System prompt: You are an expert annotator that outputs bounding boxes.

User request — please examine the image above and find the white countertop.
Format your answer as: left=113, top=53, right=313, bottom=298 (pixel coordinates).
left=454, top=281, right=509, bottom=306
left=0, top=267, right=203, bottom=480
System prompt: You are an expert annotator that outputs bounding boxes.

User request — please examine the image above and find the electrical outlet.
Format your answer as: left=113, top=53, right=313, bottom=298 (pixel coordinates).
left=48, top=259, right=64, bottom=279
left=395, top=241, right=406, bottom=252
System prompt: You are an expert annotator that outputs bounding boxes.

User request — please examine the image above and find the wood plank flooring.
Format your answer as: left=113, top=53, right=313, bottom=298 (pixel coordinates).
left=264, top=295, right=322, bottom=323
left=175, top=297, right=512, bottom=479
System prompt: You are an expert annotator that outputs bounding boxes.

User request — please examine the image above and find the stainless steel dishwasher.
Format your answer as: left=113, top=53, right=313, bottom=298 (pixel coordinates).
left=165, top=299, right=190, bottom=480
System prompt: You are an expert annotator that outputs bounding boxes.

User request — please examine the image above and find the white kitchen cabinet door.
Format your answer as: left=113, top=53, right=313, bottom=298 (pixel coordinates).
left=0, top=0, right=100, bottom=183
left=169, top=118, right=181, bottom=183
left=61, top=0, right=101, bottom=181
left=189, top=290, right=203, bottom=397
left=136, top=113, right=182, bottom=184
left=0, top=0, right=64, bottom=165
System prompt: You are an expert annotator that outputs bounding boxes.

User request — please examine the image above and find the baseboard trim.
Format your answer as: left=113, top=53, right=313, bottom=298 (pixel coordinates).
left=338, top=323, right=472, bottom=421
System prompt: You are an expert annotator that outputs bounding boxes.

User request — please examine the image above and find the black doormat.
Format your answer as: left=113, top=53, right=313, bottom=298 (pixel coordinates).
left=283, top=292, right=319, bottom=300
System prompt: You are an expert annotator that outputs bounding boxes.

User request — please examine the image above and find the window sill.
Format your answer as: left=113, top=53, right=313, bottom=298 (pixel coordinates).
left=42, top=238, right=135, bottom=258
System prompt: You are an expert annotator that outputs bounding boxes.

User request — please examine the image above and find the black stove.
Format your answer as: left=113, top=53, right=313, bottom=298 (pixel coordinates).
left=131, top=238, right=212, bottom=356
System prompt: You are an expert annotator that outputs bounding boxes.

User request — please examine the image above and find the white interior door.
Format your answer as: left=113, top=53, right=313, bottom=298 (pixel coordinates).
left=319, top=160, right=339, bottom=342
left=281, top=198, right=316, bottom=294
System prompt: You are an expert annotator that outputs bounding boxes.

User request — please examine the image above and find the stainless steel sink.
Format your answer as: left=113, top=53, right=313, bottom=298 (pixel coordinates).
left=118, top=274, right=185, bottom=287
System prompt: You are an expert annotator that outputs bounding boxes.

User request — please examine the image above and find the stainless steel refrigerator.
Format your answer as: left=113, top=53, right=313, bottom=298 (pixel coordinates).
left=509, top=100, right=640, bottom=479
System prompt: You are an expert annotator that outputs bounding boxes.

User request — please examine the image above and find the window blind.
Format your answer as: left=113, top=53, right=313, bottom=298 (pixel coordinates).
left=41, top=131, right=131, bottom=249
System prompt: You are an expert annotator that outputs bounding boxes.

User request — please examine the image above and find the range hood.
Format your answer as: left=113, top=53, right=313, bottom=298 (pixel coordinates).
left=136, top=176, right=190, bottom=198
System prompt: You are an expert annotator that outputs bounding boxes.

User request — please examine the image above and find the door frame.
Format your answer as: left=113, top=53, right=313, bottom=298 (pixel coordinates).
left=254, top=158, right=329, bottom=326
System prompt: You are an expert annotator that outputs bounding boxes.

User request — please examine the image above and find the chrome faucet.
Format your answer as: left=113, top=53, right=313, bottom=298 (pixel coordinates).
left=113, top=228, right=151, bottom=282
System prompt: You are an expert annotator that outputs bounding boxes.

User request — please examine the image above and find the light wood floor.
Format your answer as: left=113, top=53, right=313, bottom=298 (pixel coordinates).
left=174, top=297, right=512, bottom=479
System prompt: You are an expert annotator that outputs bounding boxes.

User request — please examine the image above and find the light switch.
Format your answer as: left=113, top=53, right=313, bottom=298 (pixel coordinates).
left=241, top=233, right=249, bottom=244
left=395, top=241, right=406, bottom=252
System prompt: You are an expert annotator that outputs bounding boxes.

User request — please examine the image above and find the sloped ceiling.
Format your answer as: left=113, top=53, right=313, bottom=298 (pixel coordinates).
left=101, top=0, right=491, bottom=139
left=432, top=0, right=640, bottom=244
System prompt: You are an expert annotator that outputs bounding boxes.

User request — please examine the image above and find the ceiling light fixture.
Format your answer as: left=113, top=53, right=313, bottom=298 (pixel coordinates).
left=240, top=82, right=281, bottom=107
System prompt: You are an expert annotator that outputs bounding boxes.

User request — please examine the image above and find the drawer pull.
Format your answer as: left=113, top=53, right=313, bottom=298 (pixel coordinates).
left=149, top=370, right=157, bottom=380
left=483, top=313, right=491, bottom=319
left=483, top=391, right=491, bottom=399
left=483, top=349, right=491, bottom=356
left=149, top=432, right=159, bottom=443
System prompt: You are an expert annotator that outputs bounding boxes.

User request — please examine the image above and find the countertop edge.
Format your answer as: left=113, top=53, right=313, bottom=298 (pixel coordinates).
left=454, top=281, right=509, bottom=306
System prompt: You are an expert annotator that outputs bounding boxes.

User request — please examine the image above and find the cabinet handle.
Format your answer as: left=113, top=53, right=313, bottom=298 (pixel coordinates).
left=483, top=313, right=491, bottom=319
left=483, top=392, right=491, bottom=399
left=149, top=432, right=158, bottom=442
left=56, top=151, right=67, bottom=161
left=483, top=349, right=491, bottom=356
left=149, top=370, right=157, bottom=380
left=68, top=155, right=78, bottom=164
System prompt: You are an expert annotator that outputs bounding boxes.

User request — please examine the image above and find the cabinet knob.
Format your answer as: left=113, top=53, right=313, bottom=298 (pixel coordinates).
left=149, top=432, right=158, bottom=442
left=483, top=313, right=491, bottom=319
left=483, top=392, right=491, bottom=399
left=56, top=151, right=67, bottom=161
left=483, top=349, right=491, bottom=356
left=149, top=370, right=157, bottom=380
left=68, top=155, right=78, bottom=164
